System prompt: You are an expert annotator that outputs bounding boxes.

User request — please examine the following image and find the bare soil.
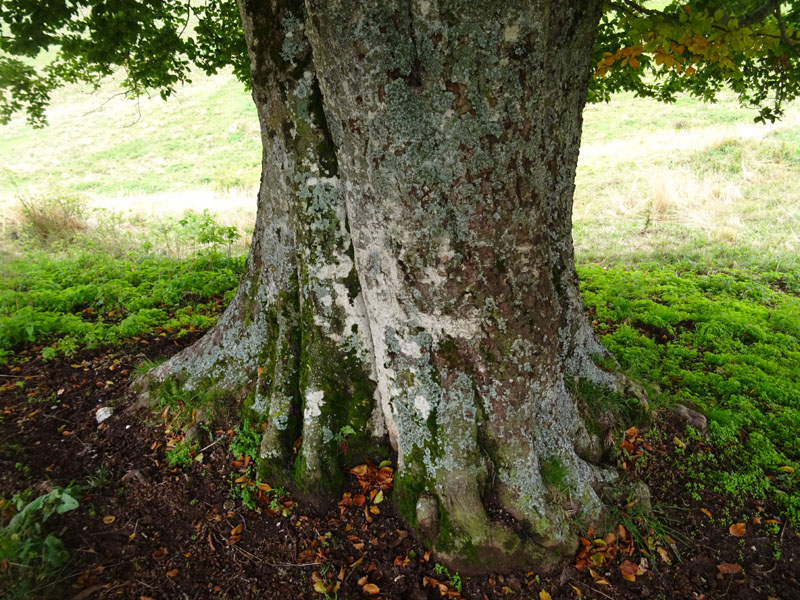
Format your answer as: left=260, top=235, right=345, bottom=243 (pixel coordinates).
left=1, top=331, right=798, bottom=600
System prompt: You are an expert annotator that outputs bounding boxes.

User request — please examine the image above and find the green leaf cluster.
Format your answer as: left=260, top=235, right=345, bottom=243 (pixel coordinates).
left=0, top=486, right=80, bottom=587
left=1, top=0, right=246, bottom=126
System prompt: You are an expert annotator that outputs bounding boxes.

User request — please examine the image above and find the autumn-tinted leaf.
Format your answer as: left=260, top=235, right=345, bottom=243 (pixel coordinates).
left=362, top=582, right=380, bottom=595
left=717, top=563, right=742, bottom=574
left=729, top=523, right=746, bottom=537
left=620, top=559, right=638, bottom=575
left=351, top=464, right=368, bottom=477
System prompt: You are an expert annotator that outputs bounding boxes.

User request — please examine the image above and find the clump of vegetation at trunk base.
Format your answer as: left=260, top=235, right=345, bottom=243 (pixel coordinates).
left=229, top=421, right=293, bottom=516
left=0, top=486, right=80, bottom=598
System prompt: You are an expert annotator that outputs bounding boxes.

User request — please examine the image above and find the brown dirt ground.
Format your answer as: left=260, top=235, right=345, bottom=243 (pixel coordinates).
left=1, top=331, right=799, bottom=600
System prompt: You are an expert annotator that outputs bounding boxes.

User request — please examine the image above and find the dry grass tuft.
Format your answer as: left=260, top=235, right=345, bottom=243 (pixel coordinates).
left=17, top=192, right=88, bottom=243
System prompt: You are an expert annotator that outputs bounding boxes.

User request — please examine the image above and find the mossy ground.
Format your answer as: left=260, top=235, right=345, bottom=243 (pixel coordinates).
left=580, top=263, right=800, bottom=523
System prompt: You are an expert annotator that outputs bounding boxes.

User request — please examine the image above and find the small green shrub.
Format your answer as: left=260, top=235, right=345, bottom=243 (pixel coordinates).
left=230, top=421, right=262, bottom=460
left=0, top=486, right=80, bottom=595
left=166, top=439, right=198, bottom=468
left=177, top=209, right=240, bottom=255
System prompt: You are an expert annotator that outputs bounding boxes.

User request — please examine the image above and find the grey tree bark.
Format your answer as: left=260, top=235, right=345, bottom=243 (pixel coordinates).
left=141, top=0, right=631, bottom=573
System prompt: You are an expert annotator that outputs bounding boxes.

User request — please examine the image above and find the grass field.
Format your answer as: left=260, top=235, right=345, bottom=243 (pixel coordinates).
left=2, top=68, right=799, bottom=272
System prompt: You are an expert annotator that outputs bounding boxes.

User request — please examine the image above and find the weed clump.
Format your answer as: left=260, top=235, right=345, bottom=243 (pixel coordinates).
left=0, top=486, right=80, bottom=597
left=17, top=191, right=87, bottom=244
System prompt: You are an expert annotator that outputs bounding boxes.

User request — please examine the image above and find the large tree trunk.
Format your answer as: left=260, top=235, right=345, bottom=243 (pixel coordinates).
left=141, top=0, right=626, bottom=573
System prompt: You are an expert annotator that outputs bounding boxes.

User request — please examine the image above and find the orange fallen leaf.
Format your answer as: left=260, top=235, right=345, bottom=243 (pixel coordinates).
left=166, top=568, right=179, bottom=577
left=700, top=508, right=712, bottom=518
left=717, top=563, right=742, bottom=574
left=362, top=583, right=380, bottom=595
left=103, top=515, right=116, bottom=524
left=351, top=464, right=368, bottom=477
left=729, top=523, right=746, bottom=537
left=152, top=547, right=168, bottom=559
left=231, top=524, right=243, bottom=536
left=620, top=559, right=638, bottom=575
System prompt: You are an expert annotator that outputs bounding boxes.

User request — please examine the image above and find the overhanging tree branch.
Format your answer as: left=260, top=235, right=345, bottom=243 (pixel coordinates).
left=775, top=4, right=800, bottom=58
left=741, top=0, right=782, bottom=26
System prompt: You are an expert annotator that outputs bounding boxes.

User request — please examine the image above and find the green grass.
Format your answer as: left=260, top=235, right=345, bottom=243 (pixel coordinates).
left=0, top=70, right=260, bottom=198
left=575, top=91, right=800, bottom=272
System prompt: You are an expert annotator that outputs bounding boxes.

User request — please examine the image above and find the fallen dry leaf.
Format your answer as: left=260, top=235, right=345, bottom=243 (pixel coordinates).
left=717, top=563, right=742, bottom=574
left=729, top=523, right=746, bottom=537
left=362, top=582, right=380, bottom=595
left=231, top=524, right=243, bottom=536
left=700, top=508, right=712, bottom=519
left=570, top=585, right=583, bottom=598
left=152, top=547, right=168, bottom=560
left=539, top=590, right=552, bottom=600
left=166, top=568, right=179, bottom=577
left=103, top=515, right=116, bottom=524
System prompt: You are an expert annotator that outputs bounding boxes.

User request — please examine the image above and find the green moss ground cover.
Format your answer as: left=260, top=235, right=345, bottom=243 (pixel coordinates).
left=580, top=263, right=800, bottom=522
left=0, top=249, right=244, bottom=362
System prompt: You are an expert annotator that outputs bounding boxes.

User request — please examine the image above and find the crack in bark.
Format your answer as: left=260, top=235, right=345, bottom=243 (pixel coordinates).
left=406, top=0, right=422, bottom=88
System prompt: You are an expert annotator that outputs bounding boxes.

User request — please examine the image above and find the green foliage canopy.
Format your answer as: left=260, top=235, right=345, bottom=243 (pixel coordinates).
left=1, top=1, right=798, bottom=125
